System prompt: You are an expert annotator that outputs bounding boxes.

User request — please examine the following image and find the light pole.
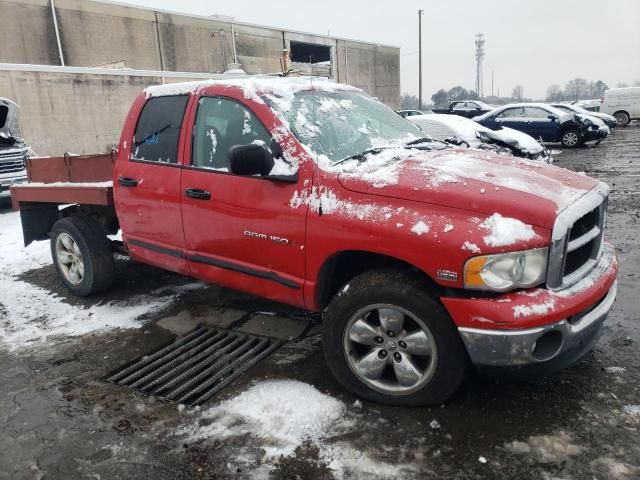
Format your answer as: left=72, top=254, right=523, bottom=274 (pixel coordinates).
left=418, top=9, right=424, bottom=110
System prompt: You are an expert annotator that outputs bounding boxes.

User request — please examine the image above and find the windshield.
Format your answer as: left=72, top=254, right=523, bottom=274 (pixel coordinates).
left=263, top=90, right=423, bottom=163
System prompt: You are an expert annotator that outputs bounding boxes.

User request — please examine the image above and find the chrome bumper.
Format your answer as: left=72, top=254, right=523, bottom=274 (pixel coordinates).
left=459, top=281, right=617, bottom=367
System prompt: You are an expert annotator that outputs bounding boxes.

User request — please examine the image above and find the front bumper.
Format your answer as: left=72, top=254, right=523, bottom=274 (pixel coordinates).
left=442, top=242, right=618, bottom=369
left=458, top=281, right=616, bottom=368
left=583, top=126, right=609, bottom=142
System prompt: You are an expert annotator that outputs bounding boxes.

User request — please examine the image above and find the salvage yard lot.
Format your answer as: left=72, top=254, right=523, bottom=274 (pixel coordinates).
left=1, top=126, right=639, bottom=480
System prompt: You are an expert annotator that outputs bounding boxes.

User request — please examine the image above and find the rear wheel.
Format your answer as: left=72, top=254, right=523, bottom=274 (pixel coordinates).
left=614, top=111, right=630, bottom=127
left=560, top=129, right=583, bottom=148
left=323, top=269, right=467, bottom=406
left=51, top=216, right=115, bottom=296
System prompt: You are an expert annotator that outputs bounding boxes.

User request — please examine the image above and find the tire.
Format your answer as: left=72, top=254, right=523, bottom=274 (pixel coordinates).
left=560, top=129, right=583, bottom=148
left=614, top=111, right=630, bottom=127
left=50, top=216, right=115, bottom=296
left=323, top=269, right=468, bottom=406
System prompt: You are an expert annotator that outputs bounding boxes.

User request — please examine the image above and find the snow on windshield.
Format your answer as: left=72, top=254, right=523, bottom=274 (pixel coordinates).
left=263, top=90, right=423, bottom=164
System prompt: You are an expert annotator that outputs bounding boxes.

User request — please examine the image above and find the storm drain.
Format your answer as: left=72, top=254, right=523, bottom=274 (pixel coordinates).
left=106, top=327, right=282, bottom=406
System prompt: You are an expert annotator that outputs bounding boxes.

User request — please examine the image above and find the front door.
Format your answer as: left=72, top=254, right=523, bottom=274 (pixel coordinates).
left=114, top=94, right=191, bottom=274
left=180, top=95, right=308, bottom=307
left=522, top=106, right=559, bottom=142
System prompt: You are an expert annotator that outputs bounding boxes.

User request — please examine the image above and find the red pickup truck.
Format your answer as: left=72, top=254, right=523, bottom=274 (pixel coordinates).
left=11, top=78, right=618, bottom=405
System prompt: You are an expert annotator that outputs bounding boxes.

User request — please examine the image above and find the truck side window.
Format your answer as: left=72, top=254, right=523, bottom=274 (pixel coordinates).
left=192, top=97, right=271, bottom=171
left=132, top=95, right=189, bottom=164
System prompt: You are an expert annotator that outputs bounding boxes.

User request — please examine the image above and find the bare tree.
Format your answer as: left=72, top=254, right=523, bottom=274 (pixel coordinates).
left=564, top=78, right=589, bottom=101
left=617, top=82, right=630, bottom=88
left=634, top=80, right=640, bottom=87
left=546, top=84, right=564, bottom=102
left=511, top=85, right=524, bottom=101
left=401, top=94, right=419, bottom=110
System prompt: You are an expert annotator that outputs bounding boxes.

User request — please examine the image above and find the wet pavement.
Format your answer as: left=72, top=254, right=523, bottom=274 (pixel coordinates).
left=1, top=126, right=639, bottom=480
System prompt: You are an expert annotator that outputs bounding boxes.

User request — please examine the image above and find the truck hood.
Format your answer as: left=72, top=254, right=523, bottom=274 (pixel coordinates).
left=335, top=147, right=600, bottom=230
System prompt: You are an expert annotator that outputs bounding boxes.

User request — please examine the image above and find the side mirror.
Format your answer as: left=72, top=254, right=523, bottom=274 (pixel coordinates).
left=228, top=144, right=274, bottom=176
left=548, top=115, right=558, bottom=122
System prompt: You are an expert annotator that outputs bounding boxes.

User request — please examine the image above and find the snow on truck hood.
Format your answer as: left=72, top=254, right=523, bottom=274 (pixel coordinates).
left=335, top=148, right=600, bottom=230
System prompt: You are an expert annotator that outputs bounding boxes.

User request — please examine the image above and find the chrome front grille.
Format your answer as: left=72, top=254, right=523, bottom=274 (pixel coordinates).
left=0, top=150, right=26, bottom=174
left=547, top=183, right=609, bottom=290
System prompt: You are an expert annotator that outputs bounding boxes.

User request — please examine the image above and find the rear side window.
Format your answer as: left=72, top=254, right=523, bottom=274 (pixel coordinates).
left=132, top=96, right=189, bottom=163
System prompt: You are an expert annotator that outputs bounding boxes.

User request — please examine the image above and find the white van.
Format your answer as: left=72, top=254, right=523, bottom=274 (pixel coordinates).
left=600, top=87, right=640, bottom=126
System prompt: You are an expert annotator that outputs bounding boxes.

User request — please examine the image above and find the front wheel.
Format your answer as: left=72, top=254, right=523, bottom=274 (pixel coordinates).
left=323, top=269, right=467, bottom=406
left=51, top=216, right=115, bottom=296
left=560, top=129, right=583, bottom=148
left=614, top=111, right=630, bottom=127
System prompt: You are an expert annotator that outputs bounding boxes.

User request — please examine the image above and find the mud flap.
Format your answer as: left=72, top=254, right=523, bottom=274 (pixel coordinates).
left=18, top=202, right=59, bottom=246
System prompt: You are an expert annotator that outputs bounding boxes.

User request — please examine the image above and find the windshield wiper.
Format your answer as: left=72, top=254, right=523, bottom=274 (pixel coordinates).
left=405, top=136, right=433, bottom=146
left=333, top=147, right=388, bottom=166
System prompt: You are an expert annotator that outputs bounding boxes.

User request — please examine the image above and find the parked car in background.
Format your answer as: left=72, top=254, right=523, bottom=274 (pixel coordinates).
left=397, top=109, right=430, bottom=118
left=572, top=99, right=601, bottom=112
left=432, top=100, right=494, bottom=118
left=474, top=103, right=609, bottom=148
left=599, top=87, right=640, bottom=126
left=0, top=98, right=29, bottom=199
left=550, top=103, right=617, bottom=129
left=408, top=113, right=550, bottom=162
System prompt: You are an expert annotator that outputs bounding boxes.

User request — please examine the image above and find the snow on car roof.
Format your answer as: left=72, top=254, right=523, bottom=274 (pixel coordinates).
left=144, top=77, right=360, bottom=100
left=409, top=114, right=489, bottom=145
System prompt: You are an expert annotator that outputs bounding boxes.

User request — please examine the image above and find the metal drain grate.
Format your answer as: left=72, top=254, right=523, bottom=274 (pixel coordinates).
left=106, top=327, right=282, bottom=406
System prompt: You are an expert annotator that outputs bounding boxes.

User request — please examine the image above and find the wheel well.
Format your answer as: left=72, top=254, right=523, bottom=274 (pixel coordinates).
left=316, top=250, right=441, bottom=311
left=60, top=204, right=119, bottom=236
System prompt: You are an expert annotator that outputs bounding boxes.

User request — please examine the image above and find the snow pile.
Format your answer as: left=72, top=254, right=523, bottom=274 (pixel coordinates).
left=513, top=298, right=556, bottom=318
left=623, top=405, right=640, bottom=418
left=180, top=379, right=413, bottom=479
left=462, top=241, right=481, bottom=253
left=289, top=186, right=394, bottom=222
left=480, top=213, right=538, bottom=247
left=411, top=221, right=430, bottom=236
left=181, top=380, right=345, bottom=458
left=334, top=147, right=416, bottom=188
left=605, top=366, right=626, bottom=374
left=505, top=431, right=584, bottom=463
left=0, top=211, right=200, bottom=351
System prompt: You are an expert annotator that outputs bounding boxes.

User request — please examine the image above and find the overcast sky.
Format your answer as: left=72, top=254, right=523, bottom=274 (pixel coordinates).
left=126, top=0, right=640, bottom=100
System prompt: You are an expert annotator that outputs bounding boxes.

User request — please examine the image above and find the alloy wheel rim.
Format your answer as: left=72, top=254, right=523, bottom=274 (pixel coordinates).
left=615, top=113, right=627, bottom=125
left=55, top=233, right=85, bottom=285
left=564, top=132, right=578, bottom=146
left=342, top=303, right=438, bottom=396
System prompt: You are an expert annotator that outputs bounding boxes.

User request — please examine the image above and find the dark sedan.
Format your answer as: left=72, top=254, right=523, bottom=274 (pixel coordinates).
left=473, top=103, right=609, bottom=148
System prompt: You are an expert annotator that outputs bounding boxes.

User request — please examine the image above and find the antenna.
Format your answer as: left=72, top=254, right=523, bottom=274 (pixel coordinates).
left=475, top=33, right=485, bottom=97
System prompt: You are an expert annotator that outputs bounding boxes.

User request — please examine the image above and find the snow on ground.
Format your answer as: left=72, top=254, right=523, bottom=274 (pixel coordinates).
left=179, top=379, right=414, bottom=479
left=505, top=431, right=584, bottom=463
left=0, top=210, right=201, bottom=352
left=480, top=213, right=538, bottom=247
left=181, top=380, right=344, bottom=458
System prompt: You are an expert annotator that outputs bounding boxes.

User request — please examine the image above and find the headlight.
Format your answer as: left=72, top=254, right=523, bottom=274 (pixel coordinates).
left=464, top=247, right=548, bottom=291
left=581, top=118, right=593, bottom=126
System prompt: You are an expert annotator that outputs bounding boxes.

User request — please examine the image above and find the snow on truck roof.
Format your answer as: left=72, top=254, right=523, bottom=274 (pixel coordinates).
left=144, top=77, right=361, bottom=100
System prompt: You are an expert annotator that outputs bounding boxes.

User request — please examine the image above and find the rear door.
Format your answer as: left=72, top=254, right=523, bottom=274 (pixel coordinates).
left=180, top=94, right=308, bottom=307
left=114, top=95, right=191, bottom=274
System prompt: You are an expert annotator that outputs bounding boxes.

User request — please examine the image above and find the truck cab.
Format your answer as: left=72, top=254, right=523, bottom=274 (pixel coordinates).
left=12, top=78, right=618, bottom=406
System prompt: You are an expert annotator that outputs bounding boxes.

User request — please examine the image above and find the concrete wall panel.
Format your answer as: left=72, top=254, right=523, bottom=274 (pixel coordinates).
left=0, top=0, right=59, bottom=65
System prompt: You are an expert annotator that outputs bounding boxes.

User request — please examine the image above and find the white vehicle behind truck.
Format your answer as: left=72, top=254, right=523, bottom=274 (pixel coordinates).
left=0, top=98, right=29, bottom=198
left=599, top=87, right=640, bottom=126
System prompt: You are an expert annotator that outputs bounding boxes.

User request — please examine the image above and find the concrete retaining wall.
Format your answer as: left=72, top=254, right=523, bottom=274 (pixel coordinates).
left=0, top=0, right=401, bottom=155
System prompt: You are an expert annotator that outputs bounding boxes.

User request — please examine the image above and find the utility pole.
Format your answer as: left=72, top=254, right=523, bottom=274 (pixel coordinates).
left=418, top=9, right=423, bottom=110
left=474, top=33, right=485, bottom=98
left=491, top=70, right=494, bottom=97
